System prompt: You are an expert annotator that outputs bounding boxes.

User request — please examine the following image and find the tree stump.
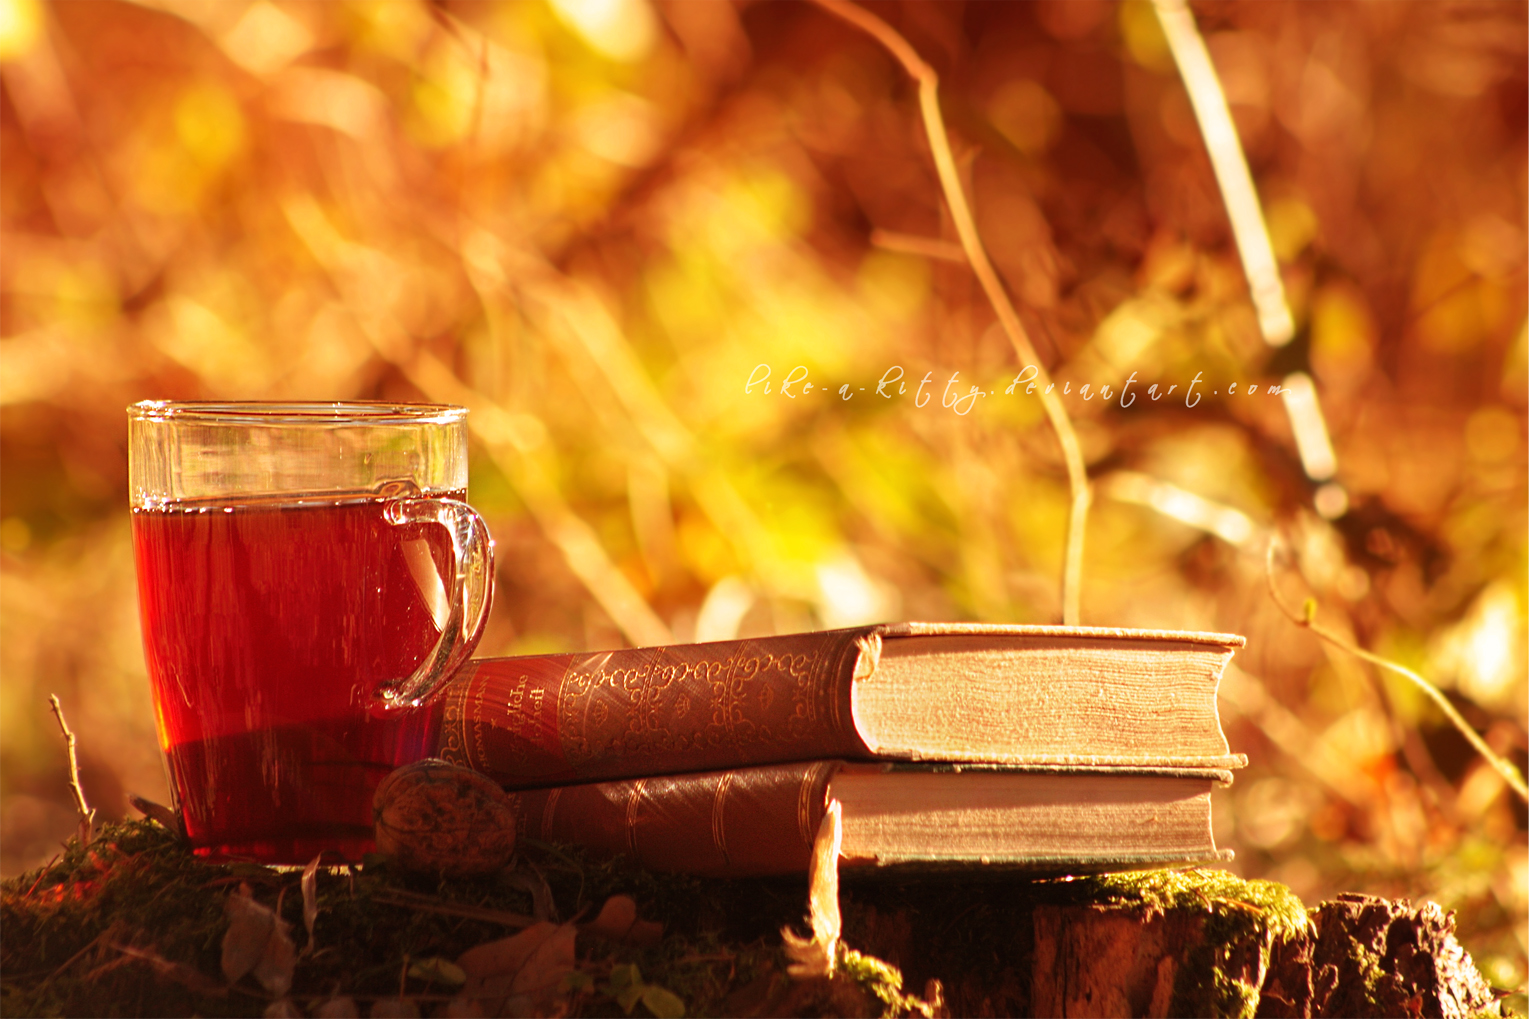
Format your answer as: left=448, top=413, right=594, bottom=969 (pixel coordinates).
left=1027, top=892, right=1497, bottom=1019
left=1, top=820, right=1509, bottom=1018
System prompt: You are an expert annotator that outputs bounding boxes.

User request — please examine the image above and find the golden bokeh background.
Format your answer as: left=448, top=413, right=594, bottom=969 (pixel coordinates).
left=1, top=0, right=1524, bottom=991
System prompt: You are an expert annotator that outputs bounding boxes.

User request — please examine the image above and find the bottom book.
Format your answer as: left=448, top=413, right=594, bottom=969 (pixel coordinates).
left=509, top=761, right=1234, bottom=878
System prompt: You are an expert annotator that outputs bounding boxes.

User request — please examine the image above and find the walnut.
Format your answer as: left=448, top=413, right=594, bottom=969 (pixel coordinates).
left=372, top=759, right=517, bottom=876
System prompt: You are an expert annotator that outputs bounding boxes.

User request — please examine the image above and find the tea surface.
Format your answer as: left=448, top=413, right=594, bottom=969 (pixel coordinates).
left=133, top=494, right=458, bottom=862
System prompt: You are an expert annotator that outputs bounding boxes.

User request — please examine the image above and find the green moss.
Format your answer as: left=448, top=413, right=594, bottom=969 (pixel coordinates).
left=1, top=819, right=811, bottom=1017
left=1349, top=928, right=1388, bottom=1000
left=1071, top=868, right=1312, bottom=1018
left=838, top=945, right=937, bottom=1019
left=1210, top=963, right=1262, bottom=1019
left=1083, top=867, right=1312, bottom=944
left=3, top=819, right=250, bottom=1016
left=838, top=947, right=904, bottom=1011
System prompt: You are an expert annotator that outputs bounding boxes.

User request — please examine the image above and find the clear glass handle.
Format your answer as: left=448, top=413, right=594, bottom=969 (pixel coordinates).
left=379, top=497, right=494, bottom=708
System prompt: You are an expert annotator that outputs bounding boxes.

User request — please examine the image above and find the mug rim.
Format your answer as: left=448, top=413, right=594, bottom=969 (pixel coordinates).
left=128, top=401, right=467, bottom=425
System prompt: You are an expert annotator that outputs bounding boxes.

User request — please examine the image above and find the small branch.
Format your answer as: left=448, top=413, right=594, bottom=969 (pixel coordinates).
left=107, top=941, right=229, bottom=998
left=868, top=229, right=966, bottom=263
left=1264, top=541, right=1527, bottom=804
left=48, top=694, right=95, bottom=845
left=370, top=887, right=537, bottom=929
left=31, top=927, right=114, bottom=995
left=809, top=0, right=1091, bottom=626
left=1152, top=0, right=1292, bottom=347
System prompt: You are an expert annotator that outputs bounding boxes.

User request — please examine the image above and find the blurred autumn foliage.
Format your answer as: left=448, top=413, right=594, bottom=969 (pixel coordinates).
left=1, top=0, right=1524, bottom=995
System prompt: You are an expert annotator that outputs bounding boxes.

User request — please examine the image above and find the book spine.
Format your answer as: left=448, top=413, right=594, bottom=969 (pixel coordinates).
left=511, top=761, right=839, bottom=877
left=433, top=630, right=873, bottom=789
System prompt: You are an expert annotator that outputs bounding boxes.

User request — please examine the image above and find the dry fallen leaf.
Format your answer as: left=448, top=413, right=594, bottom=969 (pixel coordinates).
left=222, top=884, right=276, bottom=983
left=221, top=883, right=298, bottom=996
left=128, top=793, right=183, bottom=836
left=263, top=998, right=303, bottom=1018
left=368, top=998, right=421, bottom=1018
left=509, top=923, right=576, bottom=998
left=583, top=894, right=663, bottom=948
left=313, top=996, right=361, bottom=1018
left=439, top=998, right=486, bottom=1018
left=253, top=922, right=298, bottom=998
left=457, top=922, right=558, bottom=983
left=456, top=920, right=577, bottom=1017
left=301, top=854, right=322, bottom=951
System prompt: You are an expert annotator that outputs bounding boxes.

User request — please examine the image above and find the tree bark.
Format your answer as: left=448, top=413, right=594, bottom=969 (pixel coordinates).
left=1028, top=893, right=1498, bottom=1019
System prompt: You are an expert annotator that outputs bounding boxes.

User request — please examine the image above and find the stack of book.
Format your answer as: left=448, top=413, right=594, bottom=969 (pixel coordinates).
left=429, top=623, right=1246, bottom=877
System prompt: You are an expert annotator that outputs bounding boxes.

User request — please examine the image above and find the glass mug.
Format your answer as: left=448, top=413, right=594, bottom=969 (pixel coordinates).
left=129, top=402, right=493, bottom=864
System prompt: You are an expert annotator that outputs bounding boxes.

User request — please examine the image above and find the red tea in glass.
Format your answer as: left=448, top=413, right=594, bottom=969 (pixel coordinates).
left=129, top=404, right=492, bottom=864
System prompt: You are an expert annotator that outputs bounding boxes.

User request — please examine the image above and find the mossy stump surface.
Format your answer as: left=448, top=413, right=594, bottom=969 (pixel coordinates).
left=1, top=819, right=1504, bottom=1018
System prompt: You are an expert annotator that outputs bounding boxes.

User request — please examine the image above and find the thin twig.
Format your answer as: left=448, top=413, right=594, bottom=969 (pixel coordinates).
left=48, top=694, right=94, bottom=845
left=1153, top=0, right=1357, bottom=524
left=30, top=927, right=113, bottom=994
left=1152, top=0, right=1292, bottom=348
left=671, top=952, right=738, bottom=965
left=106, top=942, right=230, bottom=997
left=868, top=229, right=966, bottom=263
left=1264, top=540, right=1527, bottom=803
left=370, top=887, right=537, bottom=929
left=23, top=854, right=60, bottom=898
left=809, top=0, right=1091, bottom=625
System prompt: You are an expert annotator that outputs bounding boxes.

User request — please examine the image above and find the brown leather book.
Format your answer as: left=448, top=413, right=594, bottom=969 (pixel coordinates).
left=431, top=623, right=1246, bottom=788
left=511, top=760, right=1234, bottom=877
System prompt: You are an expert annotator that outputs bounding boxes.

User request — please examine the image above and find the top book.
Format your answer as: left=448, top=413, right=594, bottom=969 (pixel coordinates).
left=431, top=622, right=1246, bottom=789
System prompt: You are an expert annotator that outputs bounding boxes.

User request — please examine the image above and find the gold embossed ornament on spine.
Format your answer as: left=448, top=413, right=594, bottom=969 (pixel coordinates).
left=437, top=630, right=870, bottom=788
left=430, top=624, right=1245, bottom=789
